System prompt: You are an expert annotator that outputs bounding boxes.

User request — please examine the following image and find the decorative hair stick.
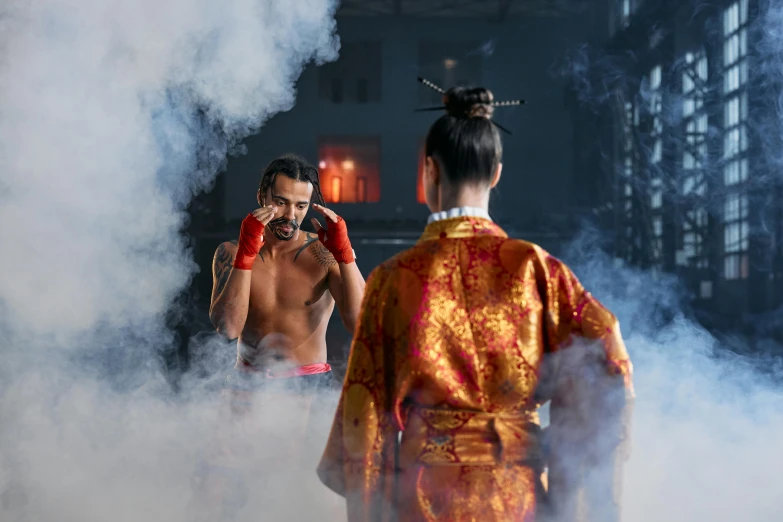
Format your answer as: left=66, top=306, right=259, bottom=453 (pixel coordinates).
left=417, top=77, right=445, bottom=93
left=415, top=77, right=524, bottom=135
left=493, top=121, right=513, bottom=135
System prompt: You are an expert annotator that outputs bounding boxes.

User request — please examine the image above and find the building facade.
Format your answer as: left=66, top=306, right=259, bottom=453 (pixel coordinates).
left=181, top=1, right=607, bottom=367
left=570, top=0, right=783, bottom=332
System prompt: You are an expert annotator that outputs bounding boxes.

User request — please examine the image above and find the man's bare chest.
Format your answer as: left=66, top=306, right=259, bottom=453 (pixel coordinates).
left=248, top=258, right=329, bottom=310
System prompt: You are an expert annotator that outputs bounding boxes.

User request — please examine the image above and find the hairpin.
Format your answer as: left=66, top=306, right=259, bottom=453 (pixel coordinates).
left=415, top=77, right=525, bottom=135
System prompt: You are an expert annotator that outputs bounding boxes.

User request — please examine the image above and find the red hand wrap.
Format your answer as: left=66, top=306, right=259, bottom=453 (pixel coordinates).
left=233, top=214, right=265, bottom=270
left=317, top=216, right=355, bottom=264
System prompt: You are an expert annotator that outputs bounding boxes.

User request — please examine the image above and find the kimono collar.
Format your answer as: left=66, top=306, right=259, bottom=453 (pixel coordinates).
left=427, top=206, right=492, bottom=224
left=419, top=215, right=508, bottom=242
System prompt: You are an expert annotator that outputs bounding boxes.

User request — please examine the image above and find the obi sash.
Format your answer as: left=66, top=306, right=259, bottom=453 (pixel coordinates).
left=398, top=404, right=544, bottom=469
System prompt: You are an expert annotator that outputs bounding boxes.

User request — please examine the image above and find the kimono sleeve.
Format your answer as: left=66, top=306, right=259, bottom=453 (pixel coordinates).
left=316, top=265, right=398, bottom=522
left=538, top=253, right=633, bottom=392
left=536, top=253, right=634, bottom=522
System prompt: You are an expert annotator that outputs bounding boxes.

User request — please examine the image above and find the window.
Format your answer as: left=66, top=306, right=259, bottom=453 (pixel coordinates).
left=613, top=0, right=643, bottom=34
left=356, top=79, right=368, bottom=104
left=680, top=50, right=709, bottom=270
left=356, top=177, right=367, bottom=203
left=331, top=177, right=342, bottom=203
left=648, top=65, right=664, bottom=266
left=700, top=280, right=713, bottom=299
left=722, top=0, right=750, bottom=280
left=318, top=136, right=381, bottom=203
left=418, top=41, right=483, bottom=105
left=616, top=93, right=639, bottom=264
left=621, top=99, right=635, bottom=261
left=330, top=78, right=343, bottom=104
left=318, top=42, right=382, bottom=104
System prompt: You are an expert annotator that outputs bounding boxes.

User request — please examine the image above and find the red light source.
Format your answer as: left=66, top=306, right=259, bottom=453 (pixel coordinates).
left=318, top=137, right=381, bottom=203
left=417, top=139, right=426, bottom=204
left=331, top=177, right=342, bottom=203
left=356, top=177, right=367, bottom=203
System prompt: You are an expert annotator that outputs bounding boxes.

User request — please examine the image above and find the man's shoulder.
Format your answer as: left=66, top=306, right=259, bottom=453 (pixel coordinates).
left=296, top=231, right=320, bottom=250
left=214, top=240, right=238, bottom=260
left=294, top=231, right=336, bottom=269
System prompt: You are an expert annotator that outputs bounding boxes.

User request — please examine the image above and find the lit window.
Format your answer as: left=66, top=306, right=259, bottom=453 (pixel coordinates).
left=618, top=98, right=635, bottom=264
left=318, top=136, right=381, bottom=204
left=331, top=177, right=342, bottom=203
left=649, top=65, right=663, bottom=168
left=700, top=281, right=713, bottom=299
left=680, top=50, right=710, bottom=268
left=356, top=177, right=367, bottom=203
left=721, top=0, right=750, bottom=279
left=652, top=216, right=663, bottom=236
left=650, top=65, right=661, bottom=90
left=650, top=177, right=662, bottom=209
left=646, top=64, right=664, bottom=267
left=724, top=254, right=749, bottom=280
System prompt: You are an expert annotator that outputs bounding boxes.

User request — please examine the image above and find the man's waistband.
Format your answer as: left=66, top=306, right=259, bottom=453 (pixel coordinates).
left=236, top=358, right=332, bottom=378
left=225, top=360, right=334, bottom=394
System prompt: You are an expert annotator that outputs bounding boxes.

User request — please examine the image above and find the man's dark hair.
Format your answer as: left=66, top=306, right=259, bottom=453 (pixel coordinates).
left=258, top=153, right=324, bottom=205
left=424, top=86, right=503, bottom=186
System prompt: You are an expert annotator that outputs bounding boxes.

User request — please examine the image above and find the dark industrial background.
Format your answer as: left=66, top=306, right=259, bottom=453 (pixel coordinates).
left=176, top=0, right=783, bottom=379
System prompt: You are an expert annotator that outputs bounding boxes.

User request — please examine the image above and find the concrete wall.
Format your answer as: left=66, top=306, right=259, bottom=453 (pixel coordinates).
left=220, top=14, right=595, bottom=228
left=185, top=13, right=602, bottom=367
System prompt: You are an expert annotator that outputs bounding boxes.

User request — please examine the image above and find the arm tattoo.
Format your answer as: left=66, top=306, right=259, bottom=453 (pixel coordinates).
left=312, top=243, right=337, bottom=270
left=294, top=233, right=320, bottom=262
left=214, top=244, right=234, bottom=295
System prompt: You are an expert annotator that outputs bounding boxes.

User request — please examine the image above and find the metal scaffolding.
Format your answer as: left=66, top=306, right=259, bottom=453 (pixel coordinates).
left=676, top=50, right=711, bottom=276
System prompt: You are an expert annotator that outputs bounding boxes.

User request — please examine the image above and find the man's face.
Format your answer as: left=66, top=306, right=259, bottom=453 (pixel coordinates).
left=258, top=175, right=313, bottom=241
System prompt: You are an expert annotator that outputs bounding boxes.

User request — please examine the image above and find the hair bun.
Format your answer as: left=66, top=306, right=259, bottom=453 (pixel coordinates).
left=443, top=86, right=494, bottom=120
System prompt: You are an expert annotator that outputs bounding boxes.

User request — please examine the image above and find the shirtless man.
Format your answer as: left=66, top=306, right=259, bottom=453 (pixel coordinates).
left=189, top=153, right=364, bottom=521
left=209, top=152, right=364, bottom=375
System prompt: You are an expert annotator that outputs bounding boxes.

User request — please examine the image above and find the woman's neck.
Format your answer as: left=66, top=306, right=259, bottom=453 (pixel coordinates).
left=438, top=184, right=490, bottom=213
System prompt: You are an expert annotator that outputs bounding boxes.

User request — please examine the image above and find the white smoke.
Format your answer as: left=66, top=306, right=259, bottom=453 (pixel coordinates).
left=546, top=1, right=783, bottom=520
left=0, top=0, right=337, bottom=339
left=561, top=235, right=783, bottom=522
left=0, top=0, right=343, bottom=520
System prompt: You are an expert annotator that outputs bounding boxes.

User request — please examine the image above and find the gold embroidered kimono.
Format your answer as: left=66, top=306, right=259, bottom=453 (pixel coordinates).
left=317, top=216, right=634, bottom=522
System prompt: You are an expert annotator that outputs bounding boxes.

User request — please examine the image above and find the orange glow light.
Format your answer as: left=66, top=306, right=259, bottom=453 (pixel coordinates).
left=331, top=177, right=342, bottom=203
left=357, top=177, right=367, bottom=203
left=417, top=139, right=426, bottom=204
left=318, top=138, right=381, bottom=204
